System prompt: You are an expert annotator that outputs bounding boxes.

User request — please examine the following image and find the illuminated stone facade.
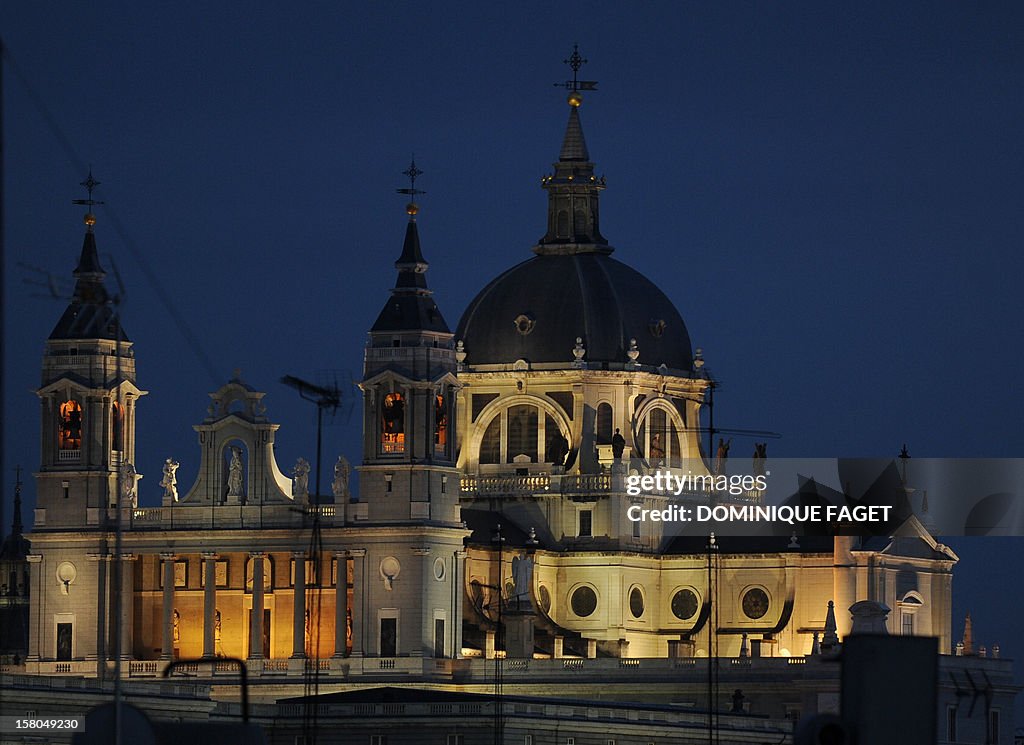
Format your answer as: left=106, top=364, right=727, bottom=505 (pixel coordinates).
left=21, top=95, right=958, bottom=685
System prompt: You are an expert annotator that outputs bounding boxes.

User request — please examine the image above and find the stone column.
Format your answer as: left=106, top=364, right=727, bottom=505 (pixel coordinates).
left=249, top=552, right=265, bottom=659
left=89, top=554, right=111, bottom=665
left=161, top=553, right=175, bottom=659
left=333, top=551, right=348, bottom=657
left=202, top=552, right=217, bottom=658
left=291, top=551, right=306, bottom=658
left=412, top=547, right=432, bottom=657
left=453, top=550, right=466, bottom=659
left=26, top=555, right=42, bottom=662
left=120, top=555, right=135, bottom=658
left=349, top=549, right=366, bottom=657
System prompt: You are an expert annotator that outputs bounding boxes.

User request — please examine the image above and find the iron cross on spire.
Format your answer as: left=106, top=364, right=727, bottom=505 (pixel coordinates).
left=72, top=167, right=105, bottom=231
left=554, top=43, right=598, bottom=93
left=397, top=156, right=426, bottom=200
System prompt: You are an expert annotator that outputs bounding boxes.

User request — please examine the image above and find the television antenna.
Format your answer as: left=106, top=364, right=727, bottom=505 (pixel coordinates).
left=280, top=375, right=342, bottom=503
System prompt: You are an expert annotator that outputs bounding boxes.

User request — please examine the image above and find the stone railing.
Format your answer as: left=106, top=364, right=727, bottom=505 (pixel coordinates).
left=129, top=502, right=341, bottom=530
left=129, top=660, right=160, bottom=676
left=460, top=474, right=551, bottom=496
left=460, top=470, right=765, bottom=504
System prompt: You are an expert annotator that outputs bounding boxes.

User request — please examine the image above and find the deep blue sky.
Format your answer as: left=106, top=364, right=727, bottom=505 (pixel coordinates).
left=2, top=0, right=1022, bottom=688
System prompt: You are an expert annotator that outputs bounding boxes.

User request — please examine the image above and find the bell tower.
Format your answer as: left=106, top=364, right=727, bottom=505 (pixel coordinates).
left=358, top=163, right=460, bottom=525
left=353, top=163, right=467, bottom=660
left=35, top=186, right=146, bottom=530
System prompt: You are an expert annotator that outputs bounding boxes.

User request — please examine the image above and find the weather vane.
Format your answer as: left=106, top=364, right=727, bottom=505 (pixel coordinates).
left=554, top=43, right=598, bottom=93
left=72, top=167, right=105, bottom=230
left=397, top=156, right=425, bottom=215
left=397, top=156, right=426, bottom=199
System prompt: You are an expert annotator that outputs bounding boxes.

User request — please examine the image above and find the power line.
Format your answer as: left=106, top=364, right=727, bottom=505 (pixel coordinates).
left=0, top=39, right=220, bottom=387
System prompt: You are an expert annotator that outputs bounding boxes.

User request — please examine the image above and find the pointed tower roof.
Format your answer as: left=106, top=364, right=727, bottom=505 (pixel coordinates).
left=50, top=177, right=128, bottom=341
left=821, top=600, right=840, bottom=650
left=534, top=90, right=611, bottom=254
left=962, top=612, right=974, bottom=655
left=370, top=165, right=449, bottom=334
left=0, top=467, right=30, bottom=560
left=559, top=104, right=590, bottom=162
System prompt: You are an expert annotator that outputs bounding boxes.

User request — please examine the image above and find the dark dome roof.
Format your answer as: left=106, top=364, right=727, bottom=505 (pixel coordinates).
left=456, top=253, right=693, bottom=372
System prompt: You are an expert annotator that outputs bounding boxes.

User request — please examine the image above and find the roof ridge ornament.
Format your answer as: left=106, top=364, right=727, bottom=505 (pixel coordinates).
left=397, top=155, right=426, bottom=218
left=72, top=167, right=105, bottom=232
left=554, top=43, right=598, bottom=102
left=534, top=46, right=611, bottom=255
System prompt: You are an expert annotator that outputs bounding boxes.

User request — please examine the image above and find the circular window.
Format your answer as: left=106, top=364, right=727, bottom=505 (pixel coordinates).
left=433, top=557, right=446, bottom=581
left=742, top=588, right=770, bottom=619
left=570, top=586, right=598, bottom=617
left=629, top=586, right=644, bottom=619
left=671, top=589, right=699, bottom=620
left=538, top=585, right=551, bottom=613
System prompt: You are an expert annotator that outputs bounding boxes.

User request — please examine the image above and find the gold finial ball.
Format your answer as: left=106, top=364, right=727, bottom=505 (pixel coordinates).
left=84, top=213, right=97, bottom=227
left=406, top=202, right=419, bottom=216
left=568, top=91, right=583, bottom=108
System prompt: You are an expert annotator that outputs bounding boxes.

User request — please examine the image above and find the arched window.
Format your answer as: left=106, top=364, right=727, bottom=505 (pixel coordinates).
left=573, top=208, right=587, bottom=236
left=556, top=210, right=569, bottom=238
left=245, top=556, right=274, bottom=593
left=480, top=416, right=500, bottom=464
left=636, top=404, right=685, bottom=469
left=59, top=400, right=83, bottom=450
left=476, top=403, right=569, bottom=468
left=381, top=392, right=405, bottom=453
left=434, top=394, right=448, bottom=454
left=596, top=403, right=613, bottom=444
left=111, top=401, right=124, bottom=452
left=507, top=405, right=538, bottom=462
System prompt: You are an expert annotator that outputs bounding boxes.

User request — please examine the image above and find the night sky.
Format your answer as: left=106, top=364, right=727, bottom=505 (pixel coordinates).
left=2, top=0, right=1022, bottom=704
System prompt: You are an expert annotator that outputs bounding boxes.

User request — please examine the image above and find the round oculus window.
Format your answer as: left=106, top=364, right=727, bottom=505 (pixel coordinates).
left=629, top=587, right=644, bottom=618
left=671, top=589, right=699, bottom=620
left=570, top=586, right=598, bottom=617
left=742, top=588, right=770, bottom=619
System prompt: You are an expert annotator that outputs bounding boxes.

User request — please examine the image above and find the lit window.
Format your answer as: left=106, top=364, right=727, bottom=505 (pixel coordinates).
left=381, top=393, right=405, bottom=453
left=59, top=400, right=83, bottom=450
left=435, top=394, right=448, bottom=452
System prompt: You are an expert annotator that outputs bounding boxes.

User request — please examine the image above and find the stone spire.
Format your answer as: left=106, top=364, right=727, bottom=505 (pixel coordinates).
left=50, top=174, right=127, bottom=342
left=961, top=612, right=974, bottom=655
left=821, top=600, right=840, bottom=651
left=0, top=467, right=29, bottom=561
left=369, top=161, right=449, bottom=334
left=559, top=103, right=590, bottom=162
left=535, top=48, right=611, bottom=255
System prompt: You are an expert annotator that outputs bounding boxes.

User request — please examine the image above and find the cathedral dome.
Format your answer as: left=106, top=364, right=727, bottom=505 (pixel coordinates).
left=455, top=95, right=693, bottom=373
left=456, top=253, right=693, bottom=372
